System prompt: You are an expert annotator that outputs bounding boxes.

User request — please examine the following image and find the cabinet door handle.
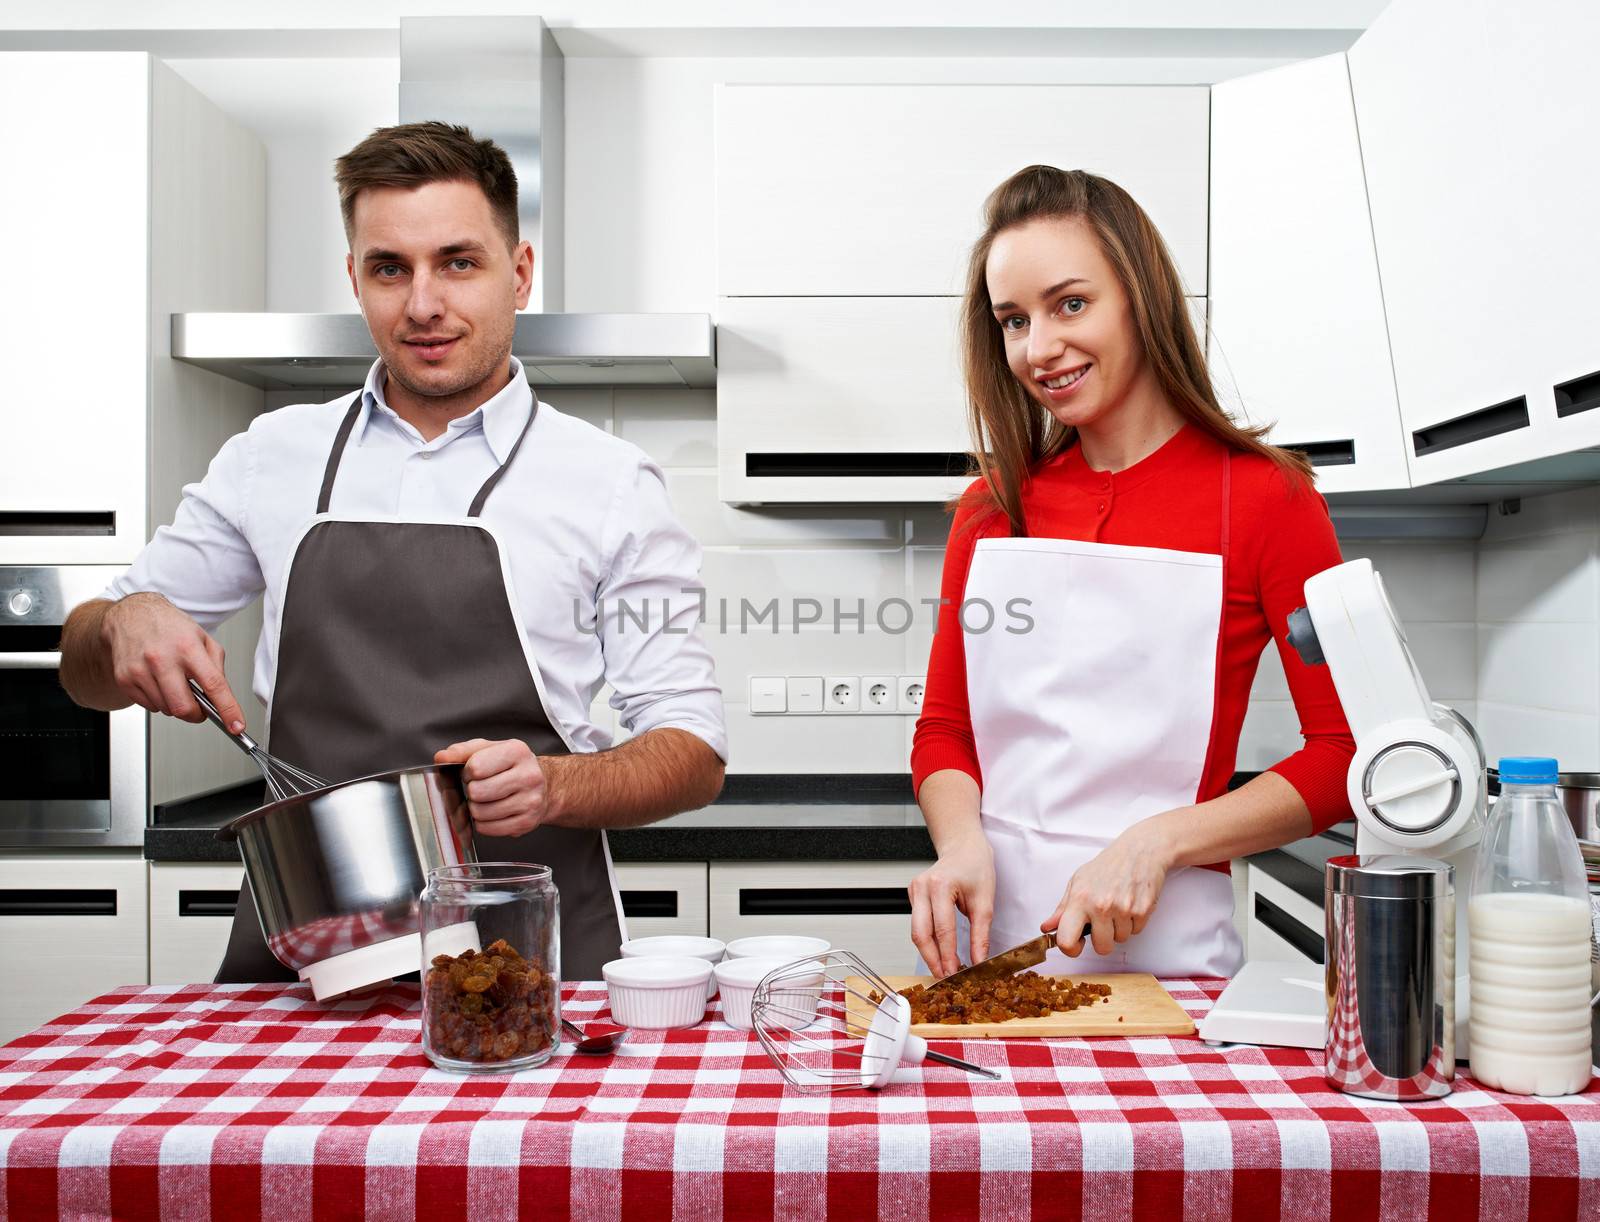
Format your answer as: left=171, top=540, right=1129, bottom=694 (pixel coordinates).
left=177, top=890, right=239, bottom=918
left=0, top=888, right=117, bottom=916
left=1412, top=396, right=1529, bottom=456
left=1280, top=439, right=1356, bottom=467
left=1254, top=894, right=1323, bottom=963
left=739, top=887, right=912, bottom=917
left=1555, top=369, right=1600, bottom=418
left=745, top=452, right=975, bottom=479
left=0, top=511, right=115, bottom=537
left=620, top=890, right=678, bottom=919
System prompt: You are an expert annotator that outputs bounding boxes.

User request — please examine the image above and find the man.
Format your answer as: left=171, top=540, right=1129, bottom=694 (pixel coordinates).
left=60, top=122, right=727, bottom=982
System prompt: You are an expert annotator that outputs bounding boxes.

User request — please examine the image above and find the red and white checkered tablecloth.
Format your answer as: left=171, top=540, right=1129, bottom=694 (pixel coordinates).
left=1, top=979, right=1597, bottom=1221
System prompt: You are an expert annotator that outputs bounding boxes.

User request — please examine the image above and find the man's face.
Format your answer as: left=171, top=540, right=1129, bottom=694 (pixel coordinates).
left=345, top=180, right=532, bottom=404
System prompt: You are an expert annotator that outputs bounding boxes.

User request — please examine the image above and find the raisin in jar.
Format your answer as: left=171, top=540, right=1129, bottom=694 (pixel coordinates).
left=420, top=863, right=560, bottom=1072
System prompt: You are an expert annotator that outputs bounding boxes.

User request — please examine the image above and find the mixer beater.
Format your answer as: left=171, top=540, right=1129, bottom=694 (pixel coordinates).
left=750, top=950, right=1001, bottom=1091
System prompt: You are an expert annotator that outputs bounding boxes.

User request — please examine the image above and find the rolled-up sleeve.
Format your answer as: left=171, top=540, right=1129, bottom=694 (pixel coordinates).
left=597, top=457, right=728, bottom=762
left=101, top=431, right=264, bottom=629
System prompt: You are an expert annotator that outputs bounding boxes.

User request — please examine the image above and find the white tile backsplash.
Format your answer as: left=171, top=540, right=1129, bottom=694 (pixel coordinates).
left=722, top=702, right=907, bottom=773
left=1476, top=535, right=1598, bottom=624
left=1476, top=702, right=1600, bottom=772
left=664, top=469, right=903, bottom=549
left=614, top=388, right=716, bottom=466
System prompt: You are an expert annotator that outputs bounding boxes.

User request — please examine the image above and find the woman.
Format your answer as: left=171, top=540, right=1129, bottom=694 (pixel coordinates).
left=909, top=166, right=1355, bottom=980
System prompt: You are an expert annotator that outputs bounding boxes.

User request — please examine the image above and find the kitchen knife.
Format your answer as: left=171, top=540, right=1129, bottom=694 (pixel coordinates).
left=929, top=928, right=1090, bottom=991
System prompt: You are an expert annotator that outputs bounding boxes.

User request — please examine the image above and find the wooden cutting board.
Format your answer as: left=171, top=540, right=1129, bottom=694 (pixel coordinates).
left=843, top=973, right=1195, bottom=1038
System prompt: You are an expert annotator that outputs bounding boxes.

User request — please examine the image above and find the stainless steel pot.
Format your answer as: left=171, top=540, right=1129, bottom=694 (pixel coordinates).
left=217, top=764, right=475, bottom=987
left=1489, top=769, right=1600, bottom=840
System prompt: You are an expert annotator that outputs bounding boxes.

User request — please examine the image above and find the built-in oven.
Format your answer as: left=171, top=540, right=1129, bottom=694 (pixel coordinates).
left=0, top=567, right=144, bottom=848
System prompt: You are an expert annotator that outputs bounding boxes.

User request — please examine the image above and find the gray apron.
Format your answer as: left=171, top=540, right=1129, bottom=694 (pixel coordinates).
left=215, top=390, right=625, bottom=984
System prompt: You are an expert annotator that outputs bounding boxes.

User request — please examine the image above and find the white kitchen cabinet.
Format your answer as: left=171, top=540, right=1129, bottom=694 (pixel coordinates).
left=1244, top=865, right=1323, bottom=967
left=717, top=296, right=970, bottom=504
left=0, top=853, right=148, bottom=1044
left=1209, top=54, right=1411, bottom=494
left=719, top=295, right=1210, bottom=504
left=717, top=84, right=1211, bottom=297
left=1348, top=0, right=1600, bottom=485
left=0, top=53, right=265, bottom=567
left=708, top=861, right=923, bottom=975
left=614, top=862, right=709, bottom=939
left=149, top=862, right=244, bottom=986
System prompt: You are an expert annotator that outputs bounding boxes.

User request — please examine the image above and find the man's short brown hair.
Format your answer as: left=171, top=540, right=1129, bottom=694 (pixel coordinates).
left=334, top=121, right=519, bottom=248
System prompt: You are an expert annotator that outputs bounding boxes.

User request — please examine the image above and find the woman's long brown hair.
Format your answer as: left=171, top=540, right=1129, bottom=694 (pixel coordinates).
left=957, top=165, right=1312, bottom=536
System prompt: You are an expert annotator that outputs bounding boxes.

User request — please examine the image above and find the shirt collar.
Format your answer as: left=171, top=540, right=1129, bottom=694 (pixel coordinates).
left=356, top=356, right=533, bottom=465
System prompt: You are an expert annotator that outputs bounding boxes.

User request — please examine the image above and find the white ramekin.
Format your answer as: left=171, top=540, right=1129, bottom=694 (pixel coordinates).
left=724, top=935, right=830, bottom=962
left=713, top=956, right=791, bottom=1031
left=602, top=956, right=713, bottom=1030
left=619, top=935, right=727, bottom=1000
left=720, top=955, right=824, bottom=1032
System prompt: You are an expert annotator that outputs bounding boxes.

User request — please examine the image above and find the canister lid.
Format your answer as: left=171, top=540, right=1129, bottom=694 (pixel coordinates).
left=1325, top=854, right=1454, bottom=900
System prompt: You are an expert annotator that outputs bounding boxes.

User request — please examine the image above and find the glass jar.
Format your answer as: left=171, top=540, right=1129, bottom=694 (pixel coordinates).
left=420, top=862, right=560, bottom=1072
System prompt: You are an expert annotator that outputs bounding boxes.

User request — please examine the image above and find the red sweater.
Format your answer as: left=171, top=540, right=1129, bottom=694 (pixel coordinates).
left=911, top=424, right=1356, bottom=842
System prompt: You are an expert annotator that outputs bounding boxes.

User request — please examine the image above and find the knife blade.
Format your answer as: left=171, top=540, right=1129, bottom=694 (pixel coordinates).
left=929, top=932, right=1057, bottom=991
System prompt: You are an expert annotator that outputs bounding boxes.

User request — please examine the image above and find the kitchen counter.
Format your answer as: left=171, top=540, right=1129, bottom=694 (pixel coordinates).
left=4, top=978, right=1596, bottom=1219
left=147, top=773, right=937, bottom=864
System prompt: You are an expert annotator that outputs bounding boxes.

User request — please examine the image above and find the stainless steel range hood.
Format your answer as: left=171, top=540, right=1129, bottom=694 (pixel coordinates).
left=172, top=312, right=716, bottom=389
left=171, top=15, right=714, bottom=392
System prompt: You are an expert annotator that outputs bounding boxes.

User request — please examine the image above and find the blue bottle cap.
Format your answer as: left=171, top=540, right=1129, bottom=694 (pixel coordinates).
left=1497, top=756, right=1559, bottom=784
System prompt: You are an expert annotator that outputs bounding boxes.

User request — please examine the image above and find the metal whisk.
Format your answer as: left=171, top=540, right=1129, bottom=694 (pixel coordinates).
left=187, top=678, right=327, bottom=802
left=750, top=950, right=1000, bottom=1091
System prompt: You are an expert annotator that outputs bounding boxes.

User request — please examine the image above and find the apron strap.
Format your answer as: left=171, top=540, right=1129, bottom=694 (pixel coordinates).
left=315, top=384, right=538, bottom=518
left=468, top=395, right=538, bottom=517
left=316, top=392, right=366, bottom=515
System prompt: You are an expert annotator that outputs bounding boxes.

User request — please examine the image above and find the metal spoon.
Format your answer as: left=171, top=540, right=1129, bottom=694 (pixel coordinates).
left=562, top=1017, right=628, bottom=1055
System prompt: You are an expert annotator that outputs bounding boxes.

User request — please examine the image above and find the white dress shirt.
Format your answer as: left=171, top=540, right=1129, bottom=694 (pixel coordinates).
left=104, top=358, right=727, bottom=761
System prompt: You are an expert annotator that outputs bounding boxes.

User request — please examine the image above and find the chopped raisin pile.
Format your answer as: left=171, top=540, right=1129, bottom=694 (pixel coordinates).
left=874, top=972, right=1112, bottom=1025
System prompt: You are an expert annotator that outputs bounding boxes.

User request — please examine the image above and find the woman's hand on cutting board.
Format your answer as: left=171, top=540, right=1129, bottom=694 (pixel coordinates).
left=908, top=832, right=996, bottom=977
left=1042, top=819, right=1175, bottom=957
left=434, top=738, right=549, bottom=837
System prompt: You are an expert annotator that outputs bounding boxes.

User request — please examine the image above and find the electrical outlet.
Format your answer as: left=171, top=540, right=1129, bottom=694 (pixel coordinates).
left=896, top=675, right=925, bottom=714
left=861, top=675, right=897, bottom=713
left=824, top=675, right=860, bottom=713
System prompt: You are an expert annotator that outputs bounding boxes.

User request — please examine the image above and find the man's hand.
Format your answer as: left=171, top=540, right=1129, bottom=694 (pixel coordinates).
left=98, top=593, right=246, bottom=730
left=434, top=738, right=549, bottom=837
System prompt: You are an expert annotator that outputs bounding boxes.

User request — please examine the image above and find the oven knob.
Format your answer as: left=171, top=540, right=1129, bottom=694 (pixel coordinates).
left=7, top=591, right=32, bottom=617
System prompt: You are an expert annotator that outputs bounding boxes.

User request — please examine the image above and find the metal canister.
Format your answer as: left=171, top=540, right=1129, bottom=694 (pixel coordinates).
left=1324, top=854, right=1455, bottom=1100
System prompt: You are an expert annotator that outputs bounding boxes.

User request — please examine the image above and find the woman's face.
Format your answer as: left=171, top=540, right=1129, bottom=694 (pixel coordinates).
left=985, top=216, right=1142, bottom=431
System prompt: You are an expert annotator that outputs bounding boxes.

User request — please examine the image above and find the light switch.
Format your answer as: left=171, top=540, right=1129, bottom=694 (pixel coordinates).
left=749, top=676, right=787, bottom=714
left=786, top=676, right=824, bottom=713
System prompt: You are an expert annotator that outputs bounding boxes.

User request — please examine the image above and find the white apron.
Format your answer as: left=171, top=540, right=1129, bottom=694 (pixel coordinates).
left=961, top=454, right=1242, bottom=979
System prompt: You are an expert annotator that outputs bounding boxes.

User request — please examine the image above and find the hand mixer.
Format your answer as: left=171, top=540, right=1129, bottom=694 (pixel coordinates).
left=750, top=951, right=1001, bottom=1091
left=187, top=678, right=327, bottom=801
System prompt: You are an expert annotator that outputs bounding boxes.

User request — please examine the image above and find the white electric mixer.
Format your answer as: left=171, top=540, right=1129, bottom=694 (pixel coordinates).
left=1199, top=558, right=1486, bottom=1055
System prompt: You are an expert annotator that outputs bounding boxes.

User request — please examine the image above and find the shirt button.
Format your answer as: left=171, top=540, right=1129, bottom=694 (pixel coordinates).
left=1096, top=501, right=1106, bottom=513
left=418, top=451, right=433, bottom=461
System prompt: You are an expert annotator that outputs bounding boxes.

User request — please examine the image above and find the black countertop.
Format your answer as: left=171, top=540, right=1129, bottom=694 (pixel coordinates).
left=147, top=773, right=936, bottom=864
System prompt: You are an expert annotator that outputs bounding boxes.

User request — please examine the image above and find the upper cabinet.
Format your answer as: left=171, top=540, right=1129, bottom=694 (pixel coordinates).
left=715, top=83, right=1210, bottom=502
left=1348, top=0, right=1600, bottom=485
left=0, top=54, right=264, bottom=565
left=1209, top=54, right=1411, bottom=495
left=717, top=84, right=1210, bottom=298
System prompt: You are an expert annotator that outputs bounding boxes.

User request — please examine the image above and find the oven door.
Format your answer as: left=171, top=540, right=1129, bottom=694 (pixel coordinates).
left=0, top=567, right=145, bottom=848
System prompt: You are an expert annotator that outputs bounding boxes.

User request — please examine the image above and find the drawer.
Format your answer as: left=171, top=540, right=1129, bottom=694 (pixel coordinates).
left=1246, top=867, right=1325, bottom=966
left=0, top=852, right=148, bottom=1044
left=149, top=862, right=245, bottom=986
left=614, top=862, right=708, bottom=940
left=708, top=861, right=922, bottom=975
